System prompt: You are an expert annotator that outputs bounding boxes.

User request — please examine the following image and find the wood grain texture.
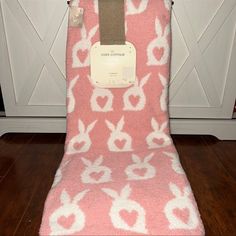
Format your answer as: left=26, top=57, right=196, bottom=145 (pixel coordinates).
left=0, top=133, right=235, bottom=236
left=173, top=135, right=236, bottom=236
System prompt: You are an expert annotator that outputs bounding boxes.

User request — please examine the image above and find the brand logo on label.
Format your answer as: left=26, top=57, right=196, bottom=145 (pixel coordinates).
left=101, top=53, right=125, bottom=57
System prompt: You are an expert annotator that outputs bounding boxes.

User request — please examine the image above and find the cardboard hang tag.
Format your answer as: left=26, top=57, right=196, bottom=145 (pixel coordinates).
left=89, top=0, right=136, bottom=88
left=98, top=0, right=126, bottom=45
left=90, top=41, right=136, bottom=88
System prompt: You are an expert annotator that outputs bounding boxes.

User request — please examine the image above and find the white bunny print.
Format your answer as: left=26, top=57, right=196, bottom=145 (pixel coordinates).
left=49, top=189, right=89, bottom=235
left=125, top=153, right=156, bottom=180
left=93, top=0, right=98, bottom=14
left=125, top=20, right=128, bottom=35
left=90, top=84, right=114, bottom=112
left=67, top=75, right=79, bottom=114
left=52, top=160, right=70, bottom=188
left=106, top=116, right=133, bottom=152
left=159, top=73, right=168, bottom=112
left=164, top=182, right=199, bottom=230
left=147, top=17, right=170, bottom=66
left=126, top=0, right=149, bottom=16
left=163, top=151, right=184, bottom=175
left=66, top=119, right=97, bottom=154
left=81, top=156, right=112, bottom=184
left=146, top=117, right=172, bottom=149
left=102, top=184, right=148, bottom=234
left=72, top=24, right=98, bottom=68
left=123, top=73, right=151, bottom=111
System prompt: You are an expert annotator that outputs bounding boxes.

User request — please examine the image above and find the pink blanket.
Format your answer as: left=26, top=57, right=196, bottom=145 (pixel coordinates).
left=40, top=0, right=205, bottom=235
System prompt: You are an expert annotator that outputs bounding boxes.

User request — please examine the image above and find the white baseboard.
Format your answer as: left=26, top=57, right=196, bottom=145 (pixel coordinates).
left=0, top=117, right=236, bottom=140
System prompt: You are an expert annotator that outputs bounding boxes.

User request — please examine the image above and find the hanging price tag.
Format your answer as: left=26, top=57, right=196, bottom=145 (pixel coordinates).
left=68, top=2, right=84, bottom=28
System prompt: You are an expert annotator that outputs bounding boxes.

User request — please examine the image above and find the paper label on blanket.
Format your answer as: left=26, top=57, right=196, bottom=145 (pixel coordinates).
left=68, top=6, right=84, bottom=28
left=90, top=41, right=136, bottom=88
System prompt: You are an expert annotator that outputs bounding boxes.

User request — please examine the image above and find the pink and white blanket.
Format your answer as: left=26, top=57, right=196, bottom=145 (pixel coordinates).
left=40, top=0, right=205, bottom=235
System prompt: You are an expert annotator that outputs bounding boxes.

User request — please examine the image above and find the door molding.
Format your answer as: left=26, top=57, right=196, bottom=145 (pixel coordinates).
left=0, top=117, right=236, bottom=140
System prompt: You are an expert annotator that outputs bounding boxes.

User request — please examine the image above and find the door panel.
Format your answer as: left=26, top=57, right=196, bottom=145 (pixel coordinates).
left=169, top=0, right=236, bottom=118
left=0, top=0, right=236, bottom=118
left=0, top=0, right=67, bottom=116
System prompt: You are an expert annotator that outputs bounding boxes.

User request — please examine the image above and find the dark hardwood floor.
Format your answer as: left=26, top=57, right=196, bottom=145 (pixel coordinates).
left=0, top=133, right=235, bottom=236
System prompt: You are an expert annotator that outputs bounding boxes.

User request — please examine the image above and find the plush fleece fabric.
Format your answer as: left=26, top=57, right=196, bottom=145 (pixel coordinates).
left=40, top=0, right=205, bottom=235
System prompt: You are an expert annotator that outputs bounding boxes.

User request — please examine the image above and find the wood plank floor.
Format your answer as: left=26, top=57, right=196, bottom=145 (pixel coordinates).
left=0, top=133, right=235, bottom=236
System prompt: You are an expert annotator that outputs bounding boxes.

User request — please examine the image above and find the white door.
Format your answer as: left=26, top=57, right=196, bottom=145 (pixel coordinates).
left=0, top=0, right=68, bottom=116
left=0, top=0, right=236, bottom=118
left=169, top=0, right=236, bottom=118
